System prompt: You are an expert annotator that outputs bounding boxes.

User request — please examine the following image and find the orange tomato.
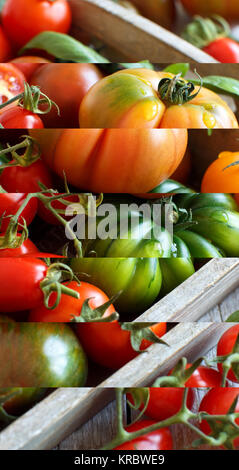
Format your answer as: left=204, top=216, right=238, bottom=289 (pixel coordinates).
left=180, top=0, right=239, bottom=19
left=30, top=128, right=188, bottom=193
left=79, top=68, right=238, bottom=129
left=201, top=151, right=239, bottom=193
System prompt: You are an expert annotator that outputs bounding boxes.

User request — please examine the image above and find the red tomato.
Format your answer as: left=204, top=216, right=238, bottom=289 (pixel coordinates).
left=2, top=0, right=72, bottom=49
left=0, top=64, right=25, bottom=107
left=0, top=193, right=38, bottom=232
left=30, top=129, right=188, bottom=193
left=203, top=38, right=239, bottom=63
left=0, top=26, right=12, bottom=61
left=0, top=159, right=52, bottom=192
left=0, top=107, right=44, bottom=129
left=199, top=388, right=239, bottom=449
left=28, top=280, right=115, bottom=322
left=75, top=322, right=167, bottom=369
left=0, top=236, right=39, bottom=257
left=128, top=388, right=194, bottom=422
left=30, top=63, right=103, bottom=128
left=11, top=57, right=51, bottom=81
left=0, top=257, right=49, bottom=312
left=217, top=324, right=239, bottom=383
left=182, top=365, right=224, bottom=387
left=114, top=420, right=173, bottom=450
left=37, top=193, right=80, bottom=225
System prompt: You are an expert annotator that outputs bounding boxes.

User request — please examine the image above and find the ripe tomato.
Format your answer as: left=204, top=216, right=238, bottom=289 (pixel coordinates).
left=11, top=57, right=51, bottom=81
left=75, top=322, right=167, bottom=369
left=0, top=27, right=12, bottom=62
left=28, top=280, right=115, bottom=322
left=180, top=1, right=239, bottom=19
left=0, top=193, right=38, bottom=232
left=203, top=38, right=239, bottom=64
left=128, top=388, right=194, bottom=422
left=199, top=388, right=239, bottom=448
left=2, top=0, right=72, bottom=49
left=0, top=321, right=87, bottom=387
left=217, top=324, right=239, bottom=383
left=201, top=151, right=239, bottom=193
left=30, top=128, right=188, bottom=193
left=0, top=64, right=25, bottom=107
left=171, top=147, right=191, bottom=184
left=126, top=0, right=175, bottom=28
left=181, top=365, right=224, bottom=387
left=79, top=68, right=238, bottom=129
left=30, top=63, right=103, bottom=128
left=0, top=236, right=39, bottom=257
left=114, top=420, right=173, bottom=450
left=0, top=159, right=52, bottom=192
left=0, top=107, right=44, bottom=129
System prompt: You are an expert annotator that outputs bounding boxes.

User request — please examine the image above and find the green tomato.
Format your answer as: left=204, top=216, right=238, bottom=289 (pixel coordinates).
left=0, top=387, right=47, bottom=421
left=71, top=257, right=162, bottom=314
left=159, top=256, right=195, bottom=297
left=176, top=230, right=223, bottom=258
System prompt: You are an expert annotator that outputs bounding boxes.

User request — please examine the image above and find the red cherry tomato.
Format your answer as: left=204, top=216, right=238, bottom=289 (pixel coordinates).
left=199, top=388, right=239, bottom=449
left=11, top=57, right=51, bottom=81
left=217, top=324, right=239, bottom=383
left=178, top=364, right=224, bottom=387
left=0, top=64, right=25, bottom=106
left=0, top=236, right=39, bottom=257
left=28, top=281, right=115, bottom=322
left=203, top=38, right=239, bottom=63
left=114, top=420, right=173, bottom=450
left=2, top=0, right=72, bottom=49
left=75, top=322, right=167, bottom=370
left=0, top=107, right=44, bottom=129
left=0, top=159, right=52, bottom=193
left=0, top=26, right=12, bottom=61
left=0, top=193, right=38, bottom=232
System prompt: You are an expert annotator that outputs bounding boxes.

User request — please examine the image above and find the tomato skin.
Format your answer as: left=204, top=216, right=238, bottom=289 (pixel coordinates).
left=0, top=27, right=12, bottom=62
left=114, top=420, right=173, bottom=450
left=199, top=388, right=239, bottom=448
left=79, top=68, right=238, bottom=129
left=28, top=280, right=115, bottom=322
left=182, top=365, right=224, bottom=387
left=71, top=258, right=162, bottom=315
left=0, top=388, right=47, bottom=417
left=203, top=38, right=239, bottom=63
left=201, top=152, right=239, bottom=193
left=0, top=258, right=48, bottom=313
left=0, top=193, right=38, bottom=232
left=0, top=159, right=52, bottom=193
left=217, top=324, right=239, bottom=383
left=180, top=1, right=239, bottom=19
left=75, top=322, right=166, bottom=370
left=0, top=236, right=39, bottom=257
left=0, top=107, right=44, bottom=129
left=2, top=0, right=72, bottom=49
left=0, top=64, right=25, bottom=107
left=30, top=63, right=103, bottom=128
left=11, top=57, right=51, bottom=81
left=0, top=321, right=87, bottom=387
left=30, top=128, right=188, bottom=193
left=127, top=0, right=175, bottom=28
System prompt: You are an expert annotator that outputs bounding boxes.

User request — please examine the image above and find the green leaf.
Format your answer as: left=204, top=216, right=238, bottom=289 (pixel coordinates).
left=191, top=75, right=239, bottom=98
left=120, top=61, right=154, bottom=70
left=20, top=32, right=110, bottom=63
left=226, top=311, right=239, bottom=322
left=163, top=63, right=190, bottom=77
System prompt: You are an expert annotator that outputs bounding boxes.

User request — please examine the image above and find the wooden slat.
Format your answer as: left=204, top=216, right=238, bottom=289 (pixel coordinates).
left=68, top=0, right=217, bottom=63
left=0, top=322, right=228, bottom=450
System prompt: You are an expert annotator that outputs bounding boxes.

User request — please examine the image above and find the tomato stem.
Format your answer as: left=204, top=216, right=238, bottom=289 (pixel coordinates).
left=0, top=136, right=41, bottom=168
left=158, top=71, right=202, bottom=105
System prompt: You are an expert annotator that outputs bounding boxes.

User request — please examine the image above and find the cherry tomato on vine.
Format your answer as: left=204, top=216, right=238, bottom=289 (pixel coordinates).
left=114, top=420, right=173, bottom=450
left=37, top=193, right=80, bottom=225
left=0, top=193, right=38, bottom=232
left=0, top=64, right=25, bottom=107
left=0, top=159, right=52, bottom=192
left=75, top=322, right=167, bottom=370
left=217, top=324, right=239, bottom=383
left=28, top=281, right=115, bottom=322
left=0, top=107, right=44, bottom=129
left=181, top=364, right=224, bottom=387
left=0, top=236, right=39, bottom=258
left=201, top=151, right=239, bottom=193
left=199, top=388, right=239, bottom=449
left=2, top=0, right=72, bottom=49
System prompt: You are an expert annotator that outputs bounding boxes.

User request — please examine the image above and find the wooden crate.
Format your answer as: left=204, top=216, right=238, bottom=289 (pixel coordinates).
left=0, top=258, right=239, bottom=449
